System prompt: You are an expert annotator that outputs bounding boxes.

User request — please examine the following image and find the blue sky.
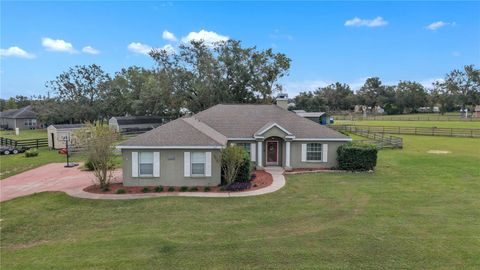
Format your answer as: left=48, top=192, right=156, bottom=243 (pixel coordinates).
left=1, top=1, right=479, bottom=98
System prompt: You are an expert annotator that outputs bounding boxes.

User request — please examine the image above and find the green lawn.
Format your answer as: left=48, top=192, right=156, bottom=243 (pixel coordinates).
left=1, top=136, right=479, bottom=269
left=0, top=129, right=48, bottom=140
left=334, top=120, right=480, bottom=129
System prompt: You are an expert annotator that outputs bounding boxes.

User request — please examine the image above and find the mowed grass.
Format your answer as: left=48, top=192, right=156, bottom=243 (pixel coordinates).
left=1, top=136, right=479, bottom=269
left=0, top=129, right=48, bottom=140
left=0, top=148, right=83, bottom=179
left=334, top=120, right=480, bottom=129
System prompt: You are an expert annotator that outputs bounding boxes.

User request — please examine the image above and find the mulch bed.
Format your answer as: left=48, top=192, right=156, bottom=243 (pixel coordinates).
left=84, top=170, right=273, bottom=194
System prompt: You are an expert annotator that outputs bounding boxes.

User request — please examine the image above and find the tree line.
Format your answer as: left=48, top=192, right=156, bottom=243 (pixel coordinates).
left=1, top=39, right=478, bottom=123
left=293, top=65, right=479, bottom=115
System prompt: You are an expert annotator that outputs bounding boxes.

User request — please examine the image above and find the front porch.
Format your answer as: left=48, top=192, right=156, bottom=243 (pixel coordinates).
left=253, top=122, right=294, bottom=171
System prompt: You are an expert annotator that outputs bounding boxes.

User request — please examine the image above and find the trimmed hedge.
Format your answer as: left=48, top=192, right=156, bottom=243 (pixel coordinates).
left=337, top=142, right=378, bottom=171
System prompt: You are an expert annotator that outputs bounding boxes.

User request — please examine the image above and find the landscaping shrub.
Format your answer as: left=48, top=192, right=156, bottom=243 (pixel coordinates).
left=226, top=182, right=251, bottom=192
left=116, top=189, right=126, bottom=194
left=180, top=186, right=188, bottom=192
left=189, top=187, right=199, bottom=192
left=154, top=186, right=164, bottom=192
left=218, top=146, right=246, bottom=185
left=236, top=151, right=252, bottom=182
left=167, top=187, right=175, bottom=192
left=337, top=142, right=378, bottom=171
left=24, top=148, right=39, bottom=158
left=141, top=187, right=150, bottom=193
left=204, top=187, right=211, bottom=192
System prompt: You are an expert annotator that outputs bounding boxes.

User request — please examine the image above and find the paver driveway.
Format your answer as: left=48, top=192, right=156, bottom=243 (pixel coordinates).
left=0, top=163, right=121, bottom=202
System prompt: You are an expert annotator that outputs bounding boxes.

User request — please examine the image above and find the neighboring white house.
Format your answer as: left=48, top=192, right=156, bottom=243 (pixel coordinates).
left=47, top=124, right=84, bottom=149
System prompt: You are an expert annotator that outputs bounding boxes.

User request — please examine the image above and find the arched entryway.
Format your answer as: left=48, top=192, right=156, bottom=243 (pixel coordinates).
left=264, top=136, right=283, bottom=166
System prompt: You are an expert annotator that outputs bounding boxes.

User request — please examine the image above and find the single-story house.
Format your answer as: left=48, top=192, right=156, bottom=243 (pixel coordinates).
left=0, top=106, right=40, bottom=130
left=109, top=116, right=169, bottom=133
left=292, top=110, right=330, bottom=125
left=47, top=124, right=85, bottom=149
left=117, top=100, right=351, bottom=187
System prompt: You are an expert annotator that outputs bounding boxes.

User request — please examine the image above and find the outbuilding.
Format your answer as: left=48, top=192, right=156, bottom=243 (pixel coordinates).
left=292, top=110, right=330, bottom=125
left=109, top=116, right=169, bottom=133
left=47, top=124, right=85, bottom=149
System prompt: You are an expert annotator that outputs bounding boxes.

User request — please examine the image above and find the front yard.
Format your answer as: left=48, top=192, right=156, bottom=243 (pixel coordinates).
left=1, top=135, right=479, bottom=269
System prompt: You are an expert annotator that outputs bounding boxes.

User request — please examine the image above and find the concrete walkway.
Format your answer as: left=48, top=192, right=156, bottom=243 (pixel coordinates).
left=67, top=166, right=286, bottom=200
left=0, top=164, right=285, bottom=201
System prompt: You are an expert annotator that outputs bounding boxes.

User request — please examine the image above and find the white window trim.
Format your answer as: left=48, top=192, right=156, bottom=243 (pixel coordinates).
left=139, top=152, right=154, bottom=177
left=305, top=143, right=323, bottom=162
left=191, top=152, right=207, bottom=177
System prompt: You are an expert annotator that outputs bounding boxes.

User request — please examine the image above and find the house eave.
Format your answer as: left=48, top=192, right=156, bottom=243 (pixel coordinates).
left=116, top=145, right=224, bottom=150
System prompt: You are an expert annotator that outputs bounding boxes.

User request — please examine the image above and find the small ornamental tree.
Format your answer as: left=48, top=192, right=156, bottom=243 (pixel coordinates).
left=76, top=122, right=118, bottom=189
left=218, top=146, right=246, bottom=185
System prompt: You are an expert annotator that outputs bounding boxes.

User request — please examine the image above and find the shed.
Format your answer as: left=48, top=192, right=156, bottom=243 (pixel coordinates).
left=47, top=124, right=85, bottom=149
left=109, top=116, right=168, bottom=132
left=293, top=110, right=330, bottom=125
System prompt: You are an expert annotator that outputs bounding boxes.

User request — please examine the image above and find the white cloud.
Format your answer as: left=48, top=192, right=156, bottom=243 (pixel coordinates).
left=162, top=30, right=177, bottom=42
left=82, top=46, right=100, bottom=55
left=426, top=21, right=455, bottom=31
left=452, top=51, right=461, bottom=57
left=419, top=78, right=444, bottom=88
left=283, top=80, right=330, bottom=96
left=127, top=42, right=175, bottom=55
left=0, top=46, right=36, bottom=59
left=41, top=37, right=77, bottom=53
left=160, top=44, right=175, bottom=54
left=181, top=29, right=229, bottom=46
left=345, top=16, right=388, bottom=27
left=127, top=42, right=153, bottom=55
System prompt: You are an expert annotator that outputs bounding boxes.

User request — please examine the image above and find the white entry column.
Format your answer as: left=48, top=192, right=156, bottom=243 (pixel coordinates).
left=257, top=141, right=263, bottom=167
left=285, top=141, right=291, bottom=168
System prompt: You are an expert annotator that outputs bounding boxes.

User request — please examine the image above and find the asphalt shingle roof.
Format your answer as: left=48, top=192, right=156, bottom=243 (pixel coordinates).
left=120, top=104, right=349, bottom=147
left=194, top=104, right=348, bottom=139
left=119, top=118, right=223, bottom=147
left=0, top=106, right=36, bottom=119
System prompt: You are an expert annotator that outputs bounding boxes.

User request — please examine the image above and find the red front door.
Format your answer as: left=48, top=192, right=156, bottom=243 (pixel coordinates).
left=266, top=141, right=279, bottom=165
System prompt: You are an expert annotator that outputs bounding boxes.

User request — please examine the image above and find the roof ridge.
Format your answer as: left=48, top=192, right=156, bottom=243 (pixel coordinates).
left=182, top=117, right=228, bottom=145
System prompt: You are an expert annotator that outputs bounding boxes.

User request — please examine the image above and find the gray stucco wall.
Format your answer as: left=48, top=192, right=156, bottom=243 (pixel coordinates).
left=290, top=141, right=345, bottom=168
left=122, top=149, right=221, bottom=187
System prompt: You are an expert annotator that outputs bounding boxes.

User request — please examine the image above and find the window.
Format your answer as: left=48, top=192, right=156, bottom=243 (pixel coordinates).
left=237, top=143, right=251, bottom=156
left=306, top=143, right=322, bottom=161
left=191, top=152, right=206, bottom=176
left=24, top=119, right=36, bottom=126
left=139, top=152, right=154, bottom=176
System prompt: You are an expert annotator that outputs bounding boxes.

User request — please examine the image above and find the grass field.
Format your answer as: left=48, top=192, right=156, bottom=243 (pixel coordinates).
left=1, top=135, right=479, bottom=269
left=0, top=129, right=48, bottom=140
left=333, top=112, right=480, bottom=122
left=334, top=120, right=480, bottom=129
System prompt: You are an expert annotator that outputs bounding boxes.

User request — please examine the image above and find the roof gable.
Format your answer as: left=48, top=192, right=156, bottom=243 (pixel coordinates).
left=254, top=122, right=293, bottom=137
